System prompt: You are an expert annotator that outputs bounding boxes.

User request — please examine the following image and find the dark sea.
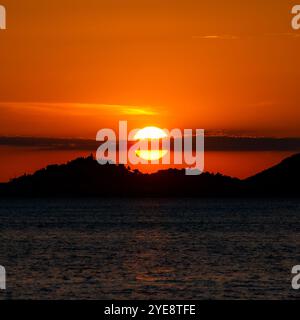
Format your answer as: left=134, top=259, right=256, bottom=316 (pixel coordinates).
left=0, top=198, right=300, bottom=300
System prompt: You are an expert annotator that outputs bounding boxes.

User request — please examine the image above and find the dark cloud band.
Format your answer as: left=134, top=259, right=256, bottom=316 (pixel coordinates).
left=1, top=136, right=300, bottom=152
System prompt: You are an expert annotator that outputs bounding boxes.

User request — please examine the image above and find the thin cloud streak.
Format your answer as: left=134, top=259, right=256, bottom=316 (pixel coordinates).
left=0, top=102, right=159, bottom=116
left=192, top=35, right=240, bottom=40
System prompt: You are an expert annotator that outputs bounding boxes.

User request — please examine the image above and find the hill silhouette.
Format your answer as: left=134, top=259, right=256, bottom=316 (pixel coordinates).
left=244, top=153, right=300, bottom=196
left=0, top=153, right=299, bottom=197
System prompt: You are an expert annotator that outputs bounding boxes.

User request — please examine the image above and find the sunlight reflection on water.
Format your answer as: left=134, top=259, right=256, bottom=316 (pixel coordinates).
left=0, top=198, right=300, bottom=300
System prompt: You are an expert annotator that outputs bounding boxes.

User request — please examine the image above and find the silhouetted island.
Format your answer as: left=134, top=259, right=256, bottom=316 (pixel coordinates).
left=0, top=153, right=299, bottom=197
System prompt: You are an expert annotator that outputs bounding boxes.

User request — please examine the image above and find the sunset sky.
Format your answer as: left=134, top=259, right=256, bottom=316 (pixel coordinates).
left=0, top=0, right=300, bottom=180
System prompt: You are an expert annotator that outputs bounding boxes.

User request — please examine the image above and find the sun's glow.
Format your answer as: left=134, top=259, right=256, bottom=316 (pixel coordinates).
left=134, top=126, right=168, bottom=161
left=134, top=126, right=167, bottom=140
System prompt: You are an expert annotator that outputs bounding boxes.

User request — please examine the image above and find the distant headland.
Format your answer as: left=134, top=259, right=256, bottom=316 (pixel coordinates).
left=0, top=153, right=299, bottom=197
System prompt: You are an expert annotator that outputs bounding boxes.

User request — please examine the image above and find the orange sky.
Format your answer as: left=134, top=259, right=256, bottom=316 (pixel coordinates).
left=0, top=0, right=300, bottom=138
left=0, top=1, right=300, bottom=182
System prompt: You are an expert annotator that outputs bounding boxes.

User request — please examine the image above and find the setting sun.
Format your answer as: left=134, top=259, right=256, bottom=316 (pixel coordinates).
left=134, top=126, right=168, bottom=161
left=134, top=127, right=168, bottom=140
